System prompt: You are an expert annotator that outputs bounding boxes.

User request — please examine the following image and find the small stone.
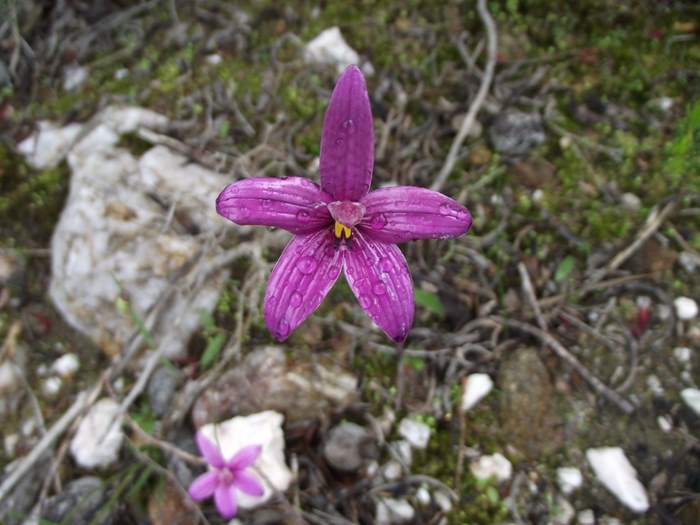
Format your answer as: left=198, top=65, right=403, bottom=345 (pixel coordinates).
left=63, top=65, right=88, bottom=91
left=586, top=447, right=649, bottom=513
left=147, top=366, right=182, bottom=417
left=433, top=491, right=452, bottom=512
left=468, top=143, right=492, bottom=166
left=388, top=439, right=413, bottom=467
left=323, top=422, right=374, bottom=472
left=674, top=347, right=692, bottom=364
left=650, top=97, right=674, bottom=112
left=205, top=53, right=222, bottom=65
left=461, top=373, right=494, bottom=412
left=657, top=415, right=672, bottom=433
left=416, top=486, right=431, bottom=505
left=556, top=467, right=583, bottom=495
left=620, top=192, right=641, bottom=212
left=398, top=418, right=431, bottom=449
left=675, top=297, right=699, bottom=320
left=550, top=495, right=575, bottom=525
left=532, top=189, right=545, bottom=203
left=489, top=110, right=545, bottom=155
left=647, top=374, right=664, bottom=396
left=51, top=353, right=80, bottom=378
left=577, top=509, right=595, bottom=525
left=304, top=27, right=373, bottom=75
left=376, top=498, right=415, bottom=524
left=41, top=477, right=112, bottom=525
left=470, top=453, right=512, bottom=483
left=681, top=388, right=700, bottom=416
left=114, top=68, right=129, bottom=80
left=679, top=252, right=698, bottom=273
left=383, top=460, right=403, bottom=480
left=42, top=377, right=62, bottom=397
left=510, top=157, right=556, bottom=188
left=70, top=398, right=124, bottom=469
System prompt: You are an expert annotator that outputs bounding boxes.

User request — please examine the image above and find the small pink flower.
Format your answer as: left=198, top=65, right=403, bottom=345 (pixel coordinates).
left=188, top=431, right=264, bottom=519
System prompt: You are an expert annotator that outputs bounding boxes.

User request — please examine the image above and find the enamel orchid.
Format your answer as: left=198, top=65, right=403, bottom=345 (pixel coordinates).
left=188, top=432, right=264, bottom=519
left=216, top=65, right=472, bottom=342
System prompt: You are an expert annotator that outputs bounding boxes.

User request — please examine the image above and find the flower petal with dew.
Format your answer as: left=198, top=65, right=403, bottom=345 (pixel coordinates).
left=216, top=65, right=472, bottom=342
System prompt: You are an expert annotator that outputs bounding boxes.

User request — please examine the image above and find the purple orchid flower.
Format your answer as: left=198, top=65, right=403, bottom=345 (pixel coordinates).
left=188, top=432, right=264, bottom=519
left=216, top=65, right=472, bottom=342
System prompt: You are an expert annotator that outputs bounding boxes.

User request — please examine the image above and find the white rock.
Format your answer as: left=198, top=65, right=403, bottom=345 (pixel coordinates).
left=51, top=353, right=80, bottom=377
left=199, top=411, right=293, bottom=510
left=657, top=415, right=672, bottom=433
left=599, top=518, right=622, bottom=525
left=376, top=498, right=414, bottom=525
left=532, top=189, right=545, bottom=203
left=674, top=296, right=699, bottom=320
left=4, top=433, right=19, bottom=457
left=206, top=53, right=222, bottom=65
left=556, top=467, right=583, bottom=495
left=647, top=374, right=664, bottom=396
left=550, top=495, right=575, bottom=525
left=621, top=192, right=641, bottom=211
left=114, top=68, right=129, bottom=80
left=673, top=346, right=691, bottom=364
left=577, top=509, right=595, bottom=525
left=679, top=252, right=698, bottom=273
left=70, top=398, right=124, bottom=469
left=461, top=373, right=494, bottom=411
left=0, top=361, right=22, bottom=394
left=681, top=388, right=700, bottom=416
left=657, top=304, right=672, bottom=321
left=304, top=27, right=373, bottom=75
left=63, top=65, right=88, bottom=91
left=17, top=121, right=83, bottom=169
left=42, top=377, right=62, bottom=397
left=390, top=440, right=412, bottom=466
left=470, top=453, right=512, bottom=483
left=416, top=486, right=430, bottom=505
left=383, top=460, right=403, bottom=480
left=585, top=447, right=649, bottom=513
left=19, top=107, right=231, bottom=359
left=398, top=418, right=431, bottom=449
left=433, top=491, right=452, bottom=512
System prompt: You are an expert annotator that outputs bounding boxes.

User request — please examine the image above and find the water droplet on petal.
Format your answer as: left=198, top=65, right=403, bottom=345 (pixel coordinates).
left=335, top=136, right=344, bottom=146
left=369, top=213, right=387, bottom=229
left=343, top=119, right=354, bottom=132
left=297, top=256, right=317, bottom=275
left=439, top=203, right=451, bottom=216
left=379, top=257, right=393, bottom=273
left=296, top=210, right=310, bottom=222
left=268, top=295, right=277, bottom=307
left=346, top=266, right=355, bottom=276
left=238, top=206, right=249, bottom=218
left=372, top=282, right=387, bottom=296
left=359, top=295, right=372, bottom=308
left=278, top=320, right=290, bottom=338
left=290, top=291, right=303, bottom=307
left=328, top=265, right=341, bottom=278
left=324, top=245, right=335, bottom=258
left=261, top=199, right=272, bottom=208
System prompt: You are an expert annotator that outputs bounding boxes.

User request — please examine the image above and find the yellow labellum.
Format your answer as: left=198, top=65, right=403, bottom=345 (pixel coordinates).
left=334, top=221, right=352, bottom=239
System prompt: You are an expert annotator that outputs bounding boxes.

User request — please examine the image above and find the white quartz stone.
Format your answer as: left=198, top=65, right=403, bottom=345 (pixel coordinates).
left=376, top=498, right=414, bottom=524
left=42, top=377, right=62, bottom=397
left=398, top=418, right=431, bottom=449
left=585, top=447, right=649, bottom=513
left=51, top=353, right=80, bottom=377
left=681, top=388, right=700, bottom=416
left=70, top=398, right=124, bottom=469
left=63, top=65, right=88, bottom=91
left=17, top=121, right=83, bottom=169
left=461, top=373, right=494, bottom=411
left=674, top=296, right=698, bottom=320
left=304, top=27, right=373, bottom=75
left=577, top=509, right=595, bottom=525
left=470, top=453, right=512, bottom=483
left=556, top=467, right=583, bottom=495
left=199, top=411, right=293, bottom=510
left=673, top=346, right=691, bottom=364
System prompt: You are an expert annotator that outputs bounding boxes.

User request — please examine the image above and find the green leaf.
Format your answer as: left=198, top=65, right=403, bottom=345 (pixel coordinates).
left=554, top=255, right=576, bottom=282
left=414, top=289, right=445, bottom=317
left=200, top=332, right=226, bottom=369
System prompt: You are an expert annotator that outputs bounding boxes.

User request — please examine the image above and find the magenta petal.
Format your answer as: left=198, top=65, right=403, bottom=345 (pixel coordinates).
left=216, top=177, right=333, bottom=234
left=227, top=444, right=262, bottom=470
left=360, top=186, right=472, bottom=243
left=196, top=432, right=225, bottom=469
left=188, top=471, right=219, bottom=501
left=343, top=232, right=414, bottom=342
left=234, top=470, right=265, bottom=497
left=319, top=65, right=374, bottom=201
left=264, top=229, right=343, bottom=341
left=214, top=484, right=237, bottom=519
